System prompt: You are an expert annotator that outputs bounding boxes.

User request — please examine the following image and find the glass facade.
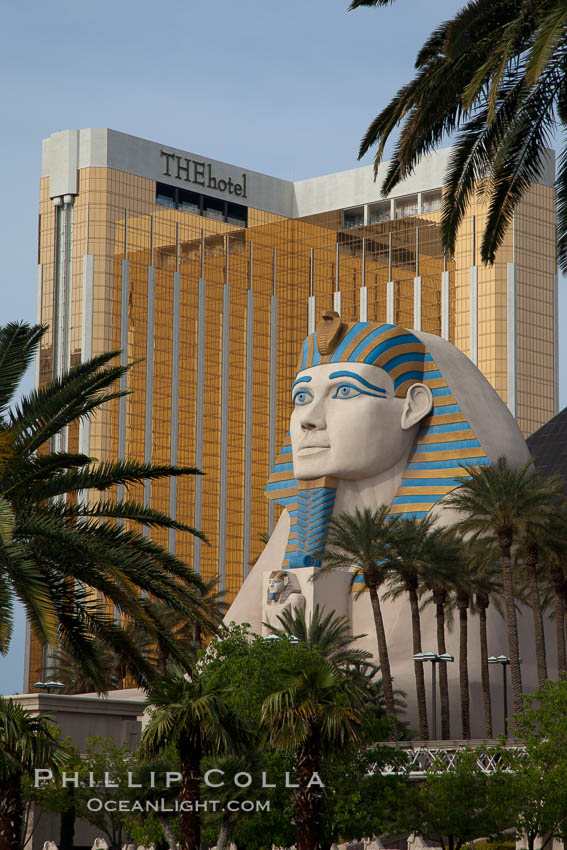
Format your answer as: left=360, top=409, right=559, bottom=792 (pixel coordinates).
left=28, top=138, right=557, bottom=689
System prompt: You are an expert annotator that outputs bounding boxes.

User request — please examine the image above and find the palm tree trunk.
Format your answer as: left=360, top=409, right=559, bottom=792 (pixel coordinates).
left=433, top=588, right=450, bottom=739
left=556, top=593, right=566, bottom=678
left=457, top=591, right=470, bottom=739
left=499, top=535, right=523, bottom=714
left=159, top=816, right=177, bottom=850
left=408, top=584, right=429, bottom=739
left=476, top=593, right=493, bottom=738
left=550, top=561, right=566, bottom=678
left=525, top=542, right=547, bottom=687
left=178, top=737, right=202, bottom=850
left=295, top=725, right=323, bottom=850
left=367, top=582, right=396, bottom=728
left=216, top=811, right=238, bottom=850
left=59, top=802, right=75, bottom=850
left=0, top=780, right=23, bottom=850
left=157, top=644, right=168, bottom=676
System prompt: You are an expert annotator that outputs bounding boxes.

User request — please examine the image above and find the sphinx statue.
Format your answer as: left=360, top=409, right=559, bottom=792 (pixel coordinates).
left=226, top=312, right=538, bottom=735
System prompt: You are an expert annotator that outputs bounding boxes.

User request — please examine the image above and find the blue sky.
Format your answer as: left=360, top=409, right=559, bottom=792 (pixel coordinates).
left=0, top=0, right=563, bottom=693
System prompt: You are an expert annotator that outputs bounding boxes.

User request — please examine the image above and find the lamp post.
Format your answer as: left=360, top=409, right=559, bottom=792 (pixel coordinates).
left=488, top=655, right=511, bottom=735
left=33, top=681, right=65, bottom=695
left=413, top=651, right=454, bottom=740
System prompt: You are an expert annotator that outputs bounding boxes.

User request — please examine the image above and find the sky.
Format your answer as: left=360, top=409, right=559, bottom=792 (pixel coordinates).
left=0, top=0, right=563, bottom=694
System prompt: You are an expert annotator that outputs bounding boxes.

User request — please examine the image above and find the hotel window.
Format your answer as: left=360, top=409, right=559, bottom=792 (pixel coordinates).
left=156, top=182, right=248, bottom=226
left=178, top=187, right=200, bottom=214
left=203, top=196, right=225, bottom=221
left=343, top=206, right=364, bottom=229
left=368, top=200, right=390, bottom=224
left=394, top=194, right=419, bottom=218
left=156, top=182, right=176, bottom=208
left=422, top=189, right=442, bottom=213
left=226, top=202, right=247, bottom=227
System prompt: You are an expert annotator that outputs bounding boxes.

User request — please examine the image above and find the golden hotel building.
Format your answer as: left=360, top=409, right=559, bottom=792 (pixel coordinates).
left=28, top=128, right=557, bottom=684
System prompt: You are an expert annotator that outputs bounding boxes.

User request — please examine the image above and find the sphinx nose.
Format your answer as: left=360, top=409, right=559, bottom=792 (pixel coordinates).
left=300, top=399, right=326, bottom=431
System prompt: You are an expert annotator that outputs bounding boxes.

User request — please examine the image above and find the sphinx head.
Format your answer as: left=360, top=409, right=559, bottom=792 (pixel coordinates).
left=266, top=569, right=301, bottom=604
left=290, top=312, right=433, bottom=481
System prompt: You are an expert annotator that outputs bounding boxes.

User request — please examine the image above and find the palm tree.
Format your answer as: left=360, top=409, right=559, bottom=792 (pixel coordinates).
left=519, top=530, right=550, bottom=688
left=551, top=557, right=567, bottom=678
left=520, top=497, right=567, bottom=686
left=466, top=543, right=504, bottom=739
left=266, top=603, right=374, bottom=672
left=444, top=458, right=557, bottom=714
left=261, top=652, right=366, bottom=850
left=140, top=668, right=245, bottom=850
left=125, top=588, right=222, bottom=678
left=0, top=697, right=67, bottom=850
left=0, top=322, right=209, bottom=689
left=383, top=515, right=459, bottom=740
left=319, top=505, right=398, bottom=727
left=455, top=577, right=472, bottom=741
left=430, top=583, right=452, bottom=739
left=349, top=0, right=567, bottom=272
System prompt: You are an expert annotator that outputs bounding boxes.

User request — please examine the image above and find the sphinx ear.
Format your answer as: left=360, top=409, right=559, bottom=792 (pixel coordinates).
left=400, top=382, right=433, bottom=430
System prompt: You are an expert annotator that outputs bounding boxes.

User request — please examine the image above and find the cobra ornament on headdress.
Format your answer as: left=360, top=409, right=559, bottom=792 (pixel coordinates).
left=266, top=312, right=489, bottom=569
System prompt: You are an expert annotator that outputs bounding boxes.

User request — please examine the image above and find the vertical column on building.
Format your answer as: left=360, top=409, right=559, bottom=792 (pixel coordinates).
left=35, top=265, right=43, bottom=387
left=243, top=242, right=254, bottom=578
left=194, top=230, right=206, bottom=573
left=470, top=215, right=478, bottom=365
left=117, top=212, right=129, bottom=501
left=143, top=216, right=156, bottom=537
left=333, top=243, right=341, bottom=315
left=308, top=248, right=316, bottom=334
left=359, top=238, right=368, bottom=321
left=413, top=227, right=422, bottom=331
left=218, top=236, right=231, bottom=597
left=268, top=249, right=278, bottom=535
left=52, top=194, right=75, bottom=452
left=45, top=193, right=75, bottom=669
left=78, top=204, right=94, bottom=510
left=441, top=252, right=450, bottom=340
left=116, top=211, right=129, bottom=623
left=386, top=233, right=394, bottom=324
left=169, top=224, right=181, bottom=553
left=507, top=213, right=517, bottom=416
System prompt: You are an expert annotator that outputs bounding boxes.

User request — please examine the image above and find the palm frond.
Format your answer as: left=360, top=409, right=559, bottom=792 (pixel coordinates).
left=526, top=1, right=567, bottom=85
left=21, top=459, right=203, bottom=502
left=9, top=349, right=127, bottom=453
left=58, top=498, right=205, bottom=537
left=0, top=323, right=45, bottom=416
left=349, top=0, right=396, bottom=8
left=557, top=132, right=567, bottom=273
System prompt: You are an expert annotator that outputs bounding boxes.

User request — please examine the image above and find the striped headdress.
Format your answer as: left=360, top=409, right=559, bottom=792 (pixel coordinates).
left=266, top=569, right=302, bottom=604
left=266, top=312, right=489, bottom=568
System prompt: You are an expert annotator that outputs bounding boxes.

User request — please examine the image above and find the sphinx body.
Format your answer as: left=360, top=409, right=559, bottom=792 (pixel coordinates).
left=225, top=313, right=546, bottom=737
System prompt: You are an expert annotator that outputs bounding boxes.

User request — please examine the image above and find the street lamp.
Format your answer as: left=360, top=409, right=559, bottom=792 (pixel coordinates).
left=413, top=652, right=454, bottom=741
left=488, top=654, right=512, bottom=735
left=33, top=681, right=65, bottom=694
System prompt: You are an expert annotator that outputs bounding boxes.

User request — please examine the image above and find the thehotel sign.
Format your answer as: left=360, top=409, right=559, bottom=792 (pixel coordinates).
left=160, top=150, right=248, bottom=198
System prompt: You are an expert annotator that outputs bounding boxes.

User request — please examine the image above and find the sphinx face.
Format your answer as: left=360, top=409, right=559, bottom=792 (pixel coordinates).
left=267, top=577, right=285, bottom=596
left=290, top=362, right=422, bottom=482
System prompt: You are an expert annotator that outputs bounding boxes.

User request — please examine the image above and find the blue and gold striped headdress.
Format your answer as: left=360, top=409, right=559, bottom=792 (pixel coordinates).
left=266, top=311, right=489, bottom=568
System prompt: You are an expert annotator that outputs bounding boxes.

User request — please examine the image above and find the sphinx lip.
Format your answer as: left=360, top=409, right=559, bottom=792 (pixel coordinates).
left=298, top=445, right=330, bottom=456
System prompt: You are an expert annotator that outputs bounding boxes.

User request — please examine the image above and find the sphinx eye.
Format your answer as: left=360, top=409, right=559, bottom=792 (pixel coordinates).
left=332, top=383, right=361, bottom=400
left=292, top=388, right=314, bottom=406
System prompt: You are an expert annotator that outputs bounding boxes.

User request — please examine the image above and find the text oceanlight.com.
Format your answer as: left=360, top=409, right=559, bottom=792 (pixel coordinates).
left=85, top=799, right=271, bottom=813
